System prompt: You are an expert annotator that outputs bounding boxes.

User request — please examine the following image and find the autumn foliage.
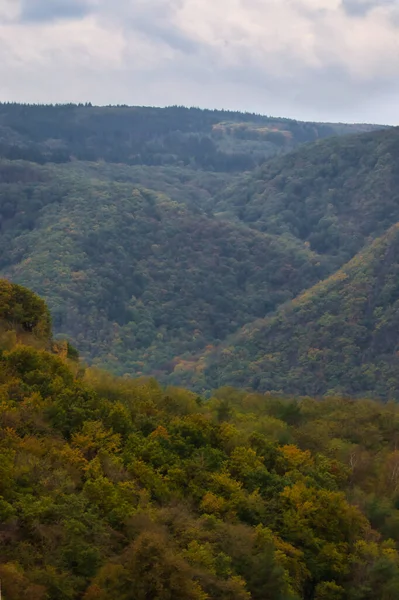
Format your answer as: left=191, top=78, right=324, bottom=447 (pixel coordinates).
left=1, top=282, right=399, bottom=599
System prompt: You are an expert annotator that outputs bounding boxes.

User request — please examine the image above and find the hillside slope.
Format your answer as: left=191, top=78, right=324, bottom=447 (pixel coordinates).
left=0, top=160, right=326, bottom=375
left=2, top=281, right=399, bottom=600
left=2, top=127, right=399, bottom=380
left=212, top=127, right=399, bottom=262
left=0, top=103, right=386, bottom=171
left=173, top=224, right=399, bottom=398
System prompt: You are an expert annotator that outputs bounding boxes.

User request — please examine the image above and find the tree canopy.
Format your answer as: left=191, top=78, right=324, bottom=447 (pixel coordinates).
left=0, top=103, right=384, bottom=171
left=173, top=223, right=399, bottom=398
left=1, top=282, right=399, bottom=600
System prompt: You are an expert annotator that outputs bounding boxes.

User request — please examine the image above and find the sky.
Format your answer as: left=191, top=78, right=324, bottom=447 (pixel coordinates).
left=0, top=0, right=398, bottom=124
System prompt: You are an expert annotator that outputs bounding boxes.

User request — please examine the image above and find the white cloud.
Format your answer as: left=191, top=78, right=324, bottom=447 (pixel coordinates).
left=0, top=0, right=398, bottom=123
left=0, top=0, right=21, bottom=21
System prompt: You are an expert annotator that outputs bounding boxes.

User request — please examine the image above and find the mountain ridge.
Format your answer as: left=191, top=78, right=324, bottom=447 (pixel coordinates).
left=0, top=102, right=388, bottom=171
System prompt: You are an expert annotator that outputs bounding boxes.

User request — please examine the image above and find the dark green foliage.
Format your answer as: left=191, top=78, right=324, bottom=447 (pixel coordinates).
left=1, top=106, right=399, bottom=401
left=0, top=103, right=385, bottom=171
left=164, top=126, right=399, bottom=396
left=0, top=161, right=327, bottom=376
left=212, top=127, right=399, bottom=261
left=178, top=224, right=399, bottom=398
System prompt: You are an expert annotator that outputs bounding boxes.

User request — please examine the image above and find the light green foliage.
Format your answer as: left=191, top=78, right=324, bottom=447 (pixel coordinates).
left=1, top=284, right=399, bottom=599
left=0, top=279, right=50, bottom=338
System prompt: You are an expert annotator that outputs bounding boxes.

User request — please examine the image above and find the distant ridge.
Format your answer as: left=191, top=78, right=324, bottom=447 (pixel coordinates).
left=0, top=102, right=387, bottom=171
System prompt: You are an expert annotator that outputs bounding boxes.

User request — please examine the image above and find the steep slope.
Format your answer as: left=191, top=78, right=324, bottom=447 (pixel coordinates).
left=2, top=282, right=399, bottom=600
left=0, top=103, right=386, bottom=171
left=0, top=160, right=326, bottom=375
left=212, top=127, right=399, bottom=262
left=171, top=224, right=399, bottom=399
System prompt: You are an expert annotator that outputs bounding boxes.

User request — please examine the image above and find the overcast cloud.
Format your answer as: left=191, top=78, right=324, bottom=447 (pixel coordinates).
left=0, top=0, right=398, bottom=123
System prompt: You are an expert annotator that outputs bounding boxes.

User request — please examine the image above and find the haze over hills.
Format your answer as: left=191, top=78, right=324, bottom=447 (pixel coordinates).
left=1, top=104, right=399, bottom=398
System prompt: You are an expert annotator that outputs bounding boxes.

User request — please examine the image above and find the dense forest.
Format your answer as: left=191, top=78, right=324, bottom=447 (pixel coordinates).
left=2, top=281, right=399, bottom=599
left=210, top=127, right=399, bottom=260
left=0, top=103, right=384, bottom=171
left=173, top=223, right=399, bottom=397
left=2, top=104, right=399, bottom=399
left=0, top=159, right=329, bottom=377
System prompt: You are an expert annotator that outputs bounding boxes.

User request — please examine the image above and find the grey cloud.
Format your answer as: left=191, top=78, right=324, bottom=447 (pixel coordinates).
left=97, top=0, right=199, bottom=53
left=126, top=15, right=199, bottom=54
left=341, top=0, right=396, bottom=16
left=19, top=0, right=93, bottom=23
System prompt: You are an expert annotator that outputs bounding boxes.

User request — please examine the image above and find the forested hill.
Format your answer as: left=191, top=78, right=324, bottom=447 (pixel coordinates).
left=2, top=124, right=399, bottom=385
left=209, top=126, right=399, bottom=261
left=3, top=280, right=399, bottom=600
left=0, top=103, right=386, bottom=171
left=0, top=159, right=327, bottom=376
left=173, top=223, right=399, bottom=398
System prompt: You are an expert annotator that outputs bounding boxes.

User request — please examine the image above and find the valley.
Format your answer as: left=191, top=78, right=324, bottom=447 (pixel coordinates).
left=1, top=105, right=398, bottom=399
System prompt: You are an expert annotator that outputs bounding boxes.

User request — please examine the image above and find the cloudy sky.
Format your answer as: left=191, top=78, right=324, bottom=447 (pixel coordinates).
left=0, top=0, right=398, bottom=124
